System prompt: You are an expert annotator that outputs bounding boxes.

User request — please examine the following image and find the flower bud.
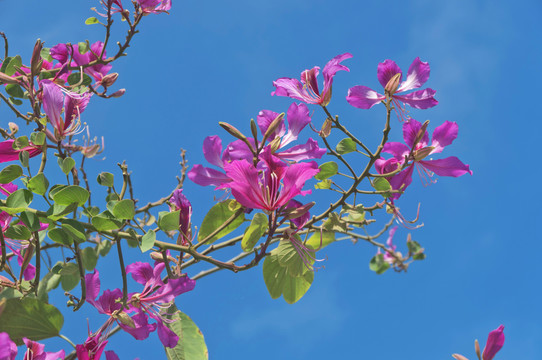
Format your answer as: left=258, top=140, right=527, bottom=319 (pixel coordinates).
left=8, top=122, right=18, bottom=134
left=0, top=72, right=18, bottom=85
left=101, top=72, right=119, bottom=87
left=31, top=39, right=43, bottom=76
left=413, top=146, right=434, bottom=161
left=413, top=120, right=430, bottom=146
left=451, top=354, right=469, bottom=360
left=110, top=88, right=126, bottom=98
left=474, top=339, right=481, bottom=360
left=384, top=73, right=401, bottom=95
left=319, top=118, right=333, bottom=138
left=262, top=112, right=284, bottom=143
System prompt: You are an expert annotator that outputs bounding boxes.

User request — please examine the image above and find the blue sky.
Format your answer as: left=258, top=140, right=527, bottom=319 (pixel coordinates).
left=1, top=0, right=541, bottom=359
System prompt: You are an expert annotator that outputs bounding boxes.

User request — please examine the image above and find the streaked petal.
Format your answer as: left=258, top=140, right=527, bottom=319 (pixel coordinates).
left=394, top=88, right=438, bottom=109
left=281, top=102, right=311, bottom=147
left=187, top=165, right=231, bottom=187
left=402, top=119, right=428, bottom=148
left=276, top=138, right=326, bottom=162
left=278, top=161, right=319, bottom=207
left=257, top=109, right=285, bottom=141
left=85, top=270, right=101, bottom=306
left=271, top=78, right=315, bottom=104
left=300, top=67, right=321, bottom=96
left=431, top=121, right=458, bottom=154
left=388, top=166, right=414, bottom=200
left=41, top=80, right=64, bottom=129
left=377, top=59, right=402, bottom=89
left=223, top=139, right=254, bottom=162
left=383, top=142, right=410, bottom=161
left=346, top=85, right=385, bottom=109
left=126, top=262, right=156, bottom=286
left=398, top=57, right=431, bottom=92
left=223, top=160, right=267, bottom=210
left=419, top=157, right=472, bottom=177
left=321, top=53, right=352, bottom=97
left=203, top=136, right=224, bottom=168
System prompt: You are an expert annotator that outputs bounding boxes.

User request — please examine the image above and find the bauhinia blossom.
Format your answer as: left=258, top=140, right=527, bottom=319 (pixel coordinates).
left=126, top=261, right=196, bottom=348
left=452, top=325, right=504, bottom=360
left=0, top=140, right=41, bottom=164
left=41, top=80, right=91, bottom=140
left=50, top=41, right=112, bottom=84
left=272, top=53, right=352, bottom=106
left=375, top=119, right=472, bottom=199
left=0, top=332, right=65, bottom=360
left=347, top=57, right=438, bottom=120
left=169, top=189, right=192, bottom=245
left=136, top=0, right=171, bottom=14
left=219, top=147, right=319, bottom=213
left=376, top=226, right=398, bottom=264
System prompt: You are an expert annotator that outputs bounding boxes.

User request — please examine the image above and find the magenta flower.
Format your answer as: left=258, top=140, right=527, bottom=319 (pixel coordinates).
left=376, top=226, right=398, bottom=264
left=41, top=80, right=91, bottom=141
left=169, top=189, right=192, bottom=245
left=482, top=325, right=505, bottom=360
left=76, top=333, right=108, bottom=360
left=347, top=57, right=438, bottom=120
left=22, top=338, right=65, bottom=360
left=0, top=140, right=41, bottom=164
left=272, top=53, right=352, bottom=106
left=126, top=262, right=196, bottom=348
left=220, top=148, right=319, bottom=213
left=136, top=0, right=171, bottom=14
left=375, top=119, right=472, bottom=199
left=187, top=135, right=235, bottom=187
left=50, top=42, right=112, bottom=83
left=0, top=332, right=17, bottom=360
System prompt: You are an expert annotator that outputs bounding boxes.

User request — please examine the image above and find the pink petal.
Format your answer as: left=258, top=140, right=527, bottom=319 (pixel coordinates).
left=377, top=59, right=403, bottom=89
left=105, top=351, right=120, bottom=360
left=482, top=325, right=505, bottom=360
left=388, top=166, right=414, bottom=200
left=188, top=165, right=231, bottom=187
left=223, top=160, right=267, bottom=210
left=126, top=262, right=156, bottom=286
left=398, top=57, right=431, bottom=92
left=203, top=136, right=224, bottom=168
left=271, top=77, right=315, bottom=104
left=383, top=142, right=410, bottom=161
left=419, top=157, right=472, bottom=177
left=431, top=121, right=458, bottom=154
left=281, top=102, right=311, bottom=147
left=277, top=161, right=319, bottom=207
left=393, top=88, right=438, bottom=109
left=85, top=270, right=101, bottom=306
left=275, top=138, right=326, bottom=162
left=346, top=85, right=385, bottom=109
left=321, top=52, right=353, bottom=96
left=41, top=80, right=64, bottom=130
left=402, top=119, right=429, bottom=148
left=257, top=109, right=285, bottom=141
left=300, top=67, right=321, bottom=96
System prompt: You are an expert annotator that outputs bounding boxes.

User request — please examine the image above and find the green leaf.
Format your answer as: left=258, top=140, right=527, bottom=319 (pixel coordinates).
left=82, top=206, right=100, bottom=218
left=369, top=253, right=390, bottom=275
left=314, top=161, right=338, bottom=180
left=13, top=136, right=29, bottom=149
left=162, top=304, right=209, bottom=360
left=158, top=210, right=180, bottom=232
left=46, top=203, right=78, bottom=221
left=0, top=287, right=23, bottom=301
left=78, top=41, right=89, bottom=54
left=0, top=189, right=33, bottom=214
left=241, top=213, right=268, bottom=252
left=97, top=172, right=114, bottom=187
left=48, top=228, right=73, bottom=246
left=0, top=56, right=12, bottom=73
left=4, top=225, right=31, bottom=240
left=60, top=157, right=75, bottom=175
left=0, top=297, right=63, bottom=345
left=28, top=173, right=49, bottom=196
left=8, top=97, right=22, bottom=106
left=81, top=247, right=98, bottom=271
left=59, top=262, right=80, bottom=291
left=140, top=229, right=156, bottom=253
left=19, top=150, right=29, bottom=168
left=61, top=219, right=87, bottom=244
left=105, top=193, right=120, bottom=202
left=274, top=239, right=312, bottom=277
left=52, top=185, right=89, bottom=206
left=282, top=271, right=314, bottom=304
left=40, top=47, right=53, bottom=62
left=48, top=184, right=67, bottom=200
left=5, top=84, right=25, bottom=98
left=314, top=179, right=332, bottom=190
left=36, top=271, right=61, bottom=303
left=97, top=240, right=112, bottom=257
left=336, top=138, right=357, bottom=154
left=85, top=17, right=100, bottom=25
left=198, top=200, right=244, bottom=244
left=0, top=164, right=23, bottom=183
left=372, top=178, right=392, bottom=198
left=30, top=132, right=46, bottom=146
left=20, top=211, right=40, bottom=232
left=112, top=199, right=135, bottom=220
left=306, top=231, right=336, bottom=250
left=262, top=256, right=287, bottom=299
left=91, top=210, right=123, bottom=231
left=66, top=72, right=92, bottom=86
left=4, top=55, right=22, bottom=76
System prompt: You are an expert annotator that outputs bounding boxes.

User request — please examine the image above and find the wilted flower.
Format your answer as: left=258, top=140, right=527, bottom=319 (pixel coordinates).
left=169, top=189, right=192, bottom=245
left=136, top=0, right=171, bottom=14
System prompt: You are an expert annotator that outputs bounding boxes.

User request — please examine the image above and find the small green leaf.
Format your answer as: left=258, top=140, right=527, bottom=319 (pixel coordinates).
left=30, top=132, right=46, bottom=146
left=306, top=231, right=336, bottom=250
left=52, top=185, right=89, bottom=206
left=97, top=172, right=114, bottom=187
left=112, top=199, right=135, bottom=220
left=61, top=219, right=87, bottom=244
left=40, top=47, right=53, bottom=62
left=4, top=225, right=31, bottom=240
left=0, top=164, right=23, bottom=183
left=97, top=240, right=112, bottom=257
left=91, top=210, right=123, bottom=231
left=162, top=304, right=209, bottom=360
left=20, top=211, right=40, bottom=232
left=314, top=179, right=332, bottom=190
left=0, top=189, right=33, bottom=214
left=5, top=84, right=25, bottom=98
left=372, top=178, right=392, bottom=198
left=4, top=55, right=22, bottom=76
left=8, top=97, right=22, bottom=106
left=13, top=136, right=29, bottom=149
left=66, top=72, right=92, bottom=86
left=0, top=56, right=12, bottom=73
left=336, top=138, right=357, bottom=154
left=198, top=200, right=244, bottom=244
left=48, top=228, right=73, bottom=246
left=28, top=173, right=49, bottom=196
left=105, top=193, right=120, bottom=202
left=36, top=271, right=61, bottom=303
left=19, top=150, right=29, bottom=168
left=369, top=253, right=390, bottom=275
left=48, top=185, right=67, bottom=200
left=241, top=213, right=268, bottom=252
left=140, top=229, right=156, bottom=253
left=158, top=211, right=180, bottom=232
left=59, top=263, right=80, bottom=291
left=282, top=271, right=313, bottom=304
left=85, top=17, right=100, bottom=25
left=314, top=161, right=338, bottom=180
left=46, top=203, right=78, bottom=221
left=60, top=157, right=75, bottom=175
left=0, top=297, right=64, bottom=345
left=81, top=247, right=98, bottom=271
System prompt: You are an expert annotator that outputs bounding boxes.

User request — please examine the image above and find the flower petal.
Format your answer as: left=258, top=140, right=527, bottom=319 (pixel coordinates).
left=187, top=165, right=231, bottom=187
left=275, top=138, right=326, bottom=162
left=0, top=332, right=17, bottom=360
left=321, top=53, right=352, bottom=98
left=398, top=57, right=431, bottom=92
left=281, top=102, right=311, bottom=147
left=419, top=157, right=472, bottom=177
left=346, top=85, right=385, bottom=109
left=393, top=88, right=438, bottom=109
left=388, top=166, right=414, bottom=200
left=482, top=325, right=505, bottom=360
left=431, top=121, right=458, bottom=154
left=257, top=109, right=285, bottom=141
left=377, top=59, right=403, bottom=89
left=222, top=160, right=267, bottom=210
left=402, top=119, right=429, bottom=149
left=383, top=142, right=410, bottom=161
left=41, top=80, right=64, bottom=130
left=271, top=77, right=315, bottom=104
left=277, top=161, right=319, bottom=207
left=203, top=136, right=224, bottom=168
left=126, top=262, right=156, bottom=286
left=85, top=270, right=101, bottom=306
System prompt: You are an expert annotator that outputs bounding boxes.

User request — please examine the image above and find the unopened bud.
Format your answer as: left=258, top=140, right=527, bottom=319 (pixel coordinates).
left=150, top=252, right=163, bottom=262
left=413, top=146, right=434, bottom=161
left=285, top=202, right=314, bottom=220
left=0, top=72, right=18, bottom=85
left=413, top=120, right=430, bottom=146
left=262, top=113, right=284, bottom=143
left=384, top=73, right=401, bottom=95
left=474, top=339, right=481, bottom=360
left=219, top=122, right=248, bottom=142
left=101, top=72, right=119, bottom=87
left=8, top=122, right=18, bottom=134
left=269, top=136, right=281, bottom=153
left=320, top=118, right=333, bottom=138
left=451, top=354, right=469, bottom=360
left=115, top=311, right=136, bottom=328
left=110, top=88, right=126, bottom=98
left=31, top=39, right=44, bottom=76
left=250, top=118, right=259, bottom=141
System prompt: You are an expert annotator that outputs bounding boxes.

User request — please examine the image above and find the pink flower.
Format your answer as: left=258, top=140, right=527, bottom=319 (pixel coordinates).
left=220, top=148, right=319, bottom=213
left=50, top=42, right=112, bottom=83
left=482, top=325, right=505, bottom=360
left=0, top=140, right=41, bottom=164
left=169, top=189, right=192, bottom=245
left=375, top=119, right=472, bottom=199
left=0, top=332, right=17, bottom=360
left=22, top=338, right=65, bottom=360
left=272, top=53, right=352, bottom=106
left=136, top=0, right=171, bottom=14
left=376, top=227, right=398, bottom=264
left=347, top=57, right=438, bottom=120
